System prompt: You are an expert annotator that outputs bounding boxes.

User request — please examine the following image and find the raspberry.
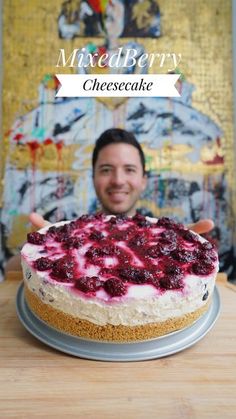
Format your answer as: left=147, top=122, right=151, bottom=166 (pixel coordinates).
left=196, top=250, right=217, bottom=263
left=132, top=213, right=151, bottom=227
left=147, top=246, right=160, bottom=258
left=164, top=264, right=180, bottom=275
left=191, top=261, right=214, bottom=275
left=89, top=231, right=104, bottom=240
left=109, top=214, right=128, bottom=225
left=156, top=217, right=178, bottom=229
left=205, top=251, right=217, bottom=262
left=113, top=231, right=130, bottom=241
left=57, top=223, right=74, bottom=235
left=172, top=250, right=196, bottom=263
left=27, top=232, right=46, bottom=245
left=52, top=224, right=75, bottom=242
left=164, top=264, right=183, bottom=279
left=46, top=226, right=58, bottom=237
left=129, top=235, right=147, bottom=247
left=147, top=243, right=176, bottom=258
left=160, top=230, right=177, bottom=242
left=159, top=242, right=177, bottom=255
left=100, top=246, right=118, bottom=256
left=198, top=243, right=217, bottom=262
left=74, top=276, right=102, bottom=293
left=159, top=276, right=183, bottom=290
left=86, top=245, right=120, bottom=258
left=50, top=256, right=75, bottom=282
left=116, top=214, right=129, bottom=222
left=85, top=247, right=101, bottom=258
left=138, top=219, right=152, bottom=227
left=119, top=267, right=153, bottom=284
left=34, top=257, right=53, bottom=271
left=132, top=213, right=145, bottom=222
left=104, top=278, right=126, bottom=297
left=62, top=236, right=84, bottom=249
left=181, top=230, right=199, bottom=243
left=68, top=221, right=77, bottom=230
left=200, top=241, right=215, bottom=251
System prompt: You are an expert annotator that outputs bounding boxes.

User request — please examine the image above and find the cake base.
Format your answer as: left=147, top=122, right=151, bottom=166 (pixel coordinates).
left=25, top=286, right=211, bottom=343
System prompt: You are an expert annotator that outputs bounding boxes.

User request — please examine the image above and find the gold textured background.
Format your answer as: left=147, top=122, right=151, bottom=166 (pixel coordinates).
left=2, top=0, right=235, bottom=206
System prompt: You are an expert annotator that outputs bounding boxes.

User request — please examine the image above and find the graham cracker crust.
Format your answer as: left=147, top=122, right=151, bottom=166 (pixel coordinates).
left=24, top=285, right=210, bottom=343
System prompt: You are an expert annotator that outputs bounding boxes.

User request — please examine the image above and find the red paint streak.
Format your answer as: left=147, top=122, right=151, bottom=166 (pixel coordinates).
left=56, top=140, right=64, bottom=161
left=27, top=141, right=41, bottom=168
left=13, top=133, right=24, bottom=142
left=204, top=155, right=224, bottom=165
left=44, top=138, right=53, bottom=145
left=204, top=137, right=224, bottom=165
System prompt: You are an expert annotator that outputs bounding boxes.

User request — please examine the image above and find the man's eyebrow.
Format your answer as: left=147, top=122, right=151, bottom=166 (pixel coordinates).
left=98, top=164, right=114, bottom=168
left=98, top=164, right=138, bottom=168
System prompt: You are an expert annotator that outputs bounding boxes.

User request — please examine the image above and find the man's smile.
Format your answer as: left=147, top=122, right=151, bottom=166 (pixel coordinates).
left=107, top=190, right=129, bottom=201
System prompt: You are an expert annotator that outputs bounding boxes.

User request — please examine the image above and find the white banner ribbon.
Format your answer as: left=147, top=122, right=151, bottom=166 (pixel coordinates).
left=55, top=74, right=180, bottom=98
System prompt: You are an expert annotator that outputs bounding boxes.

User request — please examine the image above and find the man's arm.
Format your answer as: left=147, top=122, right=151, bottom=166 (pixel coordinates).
left=187, top=219, right=214, bottom=234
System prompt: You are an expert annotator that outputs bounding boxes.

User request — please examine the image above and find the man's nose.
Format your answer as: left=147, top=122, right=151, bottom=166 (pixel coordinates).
left=111, top=170, right=125, bottom=186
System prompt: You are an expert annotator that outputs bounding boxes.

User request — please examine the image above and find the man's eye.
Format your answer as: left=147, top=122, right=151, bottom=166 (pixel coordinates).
left=100, top=168, right=111, bottom=174
left=126, top=167, right=136, bottom=173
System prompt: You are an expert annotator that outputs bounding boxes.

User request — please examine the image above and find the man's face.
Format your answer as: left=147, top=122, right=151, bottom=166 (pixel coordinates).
left=93, top=143, right=147, bottom=216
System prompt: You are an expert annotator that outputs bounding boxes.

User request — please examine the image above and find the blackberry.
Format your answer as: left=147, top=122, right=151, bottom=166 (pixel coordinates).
left=27, top=232, right=46, bottom=245
left=75, top=276, right=102, bottom=293
left=191, top=261, right=214, bottom=275
left=104, top=278, right=126, bottom=297
left=159, top=276, right=183, bottom=290
left=50, top=256, right=75, bottom=282
left=62, top=237, right=84, bottom=249
left=171, top=250, right=196, bottom=263
left=119, top=267, right=153, bottom=284
left=34, top=257, right=53, bottom=271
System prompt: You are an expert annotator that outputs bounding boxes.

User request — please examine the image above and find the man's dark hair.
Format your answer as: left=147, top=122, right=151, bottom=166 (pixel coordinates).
left=92, top=128, right=146, bottom=174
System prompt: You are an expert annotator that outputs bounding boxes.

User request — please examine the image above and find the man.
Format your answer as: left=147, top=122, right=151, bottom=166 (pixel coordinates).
left=30, top=128, right=214, bottom=234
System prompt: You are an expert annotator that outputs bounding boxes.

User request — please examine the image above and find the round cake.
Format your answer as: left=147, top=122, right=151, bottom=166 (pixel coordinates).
left=21, top=213, right=219, bottom=342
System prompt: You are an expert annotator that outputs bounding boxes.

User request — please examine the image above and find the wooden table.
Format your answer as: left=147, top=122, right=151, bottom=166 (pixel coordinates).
left=0, top=273, right=236, bottom=418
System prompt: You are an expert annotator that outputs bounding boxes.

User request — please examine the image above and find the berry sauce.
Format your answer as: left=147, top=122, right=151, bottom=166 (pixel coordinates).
left=25, top=213, right=218, bottom=299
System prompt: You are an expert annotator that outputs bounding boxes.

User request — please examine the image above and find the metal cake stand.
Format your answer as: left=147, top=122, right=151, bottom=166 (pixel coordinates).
left=16, top=283, right=220, bottom=362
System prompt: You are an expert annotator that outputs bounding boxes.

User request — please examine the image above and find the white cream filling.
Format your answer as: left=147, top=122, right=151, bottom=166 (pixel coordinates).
left=21, top=258, right=217, bottom=327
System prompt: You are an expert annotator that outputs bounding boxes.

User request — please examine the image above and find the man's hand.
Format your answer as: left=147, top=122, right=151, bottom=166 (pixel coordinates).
left=188, top=219, right=214, bottom=235
left=29, top=212, right=51, bottom=230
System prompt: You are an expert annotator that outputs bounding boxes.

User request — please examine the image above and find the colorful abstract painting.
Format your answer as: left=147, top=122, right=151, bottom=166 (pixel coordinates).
left=57, top=0, right=161, bottom=39
left=1, top=0, right=235, bottom=281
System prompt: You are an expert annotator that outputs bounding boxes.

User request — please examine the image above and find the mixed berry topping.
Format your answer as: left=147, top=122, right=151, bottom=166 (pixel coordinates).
left=74, top=276, right=102, bottom=293
left=27, top=214, right=218, bottom=298
left=50, top=256, right=75, bottom=282
left=27, top=232, right=46, bottom=245
left=62, top=237, right=84, bottom=249
left=190, top=261, right=215, bottom=276
left=119, top=267, right=154, bottom=284
left=104, top=278, right=127, bottom=297
left=34, top=257, right=53, bottom=271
